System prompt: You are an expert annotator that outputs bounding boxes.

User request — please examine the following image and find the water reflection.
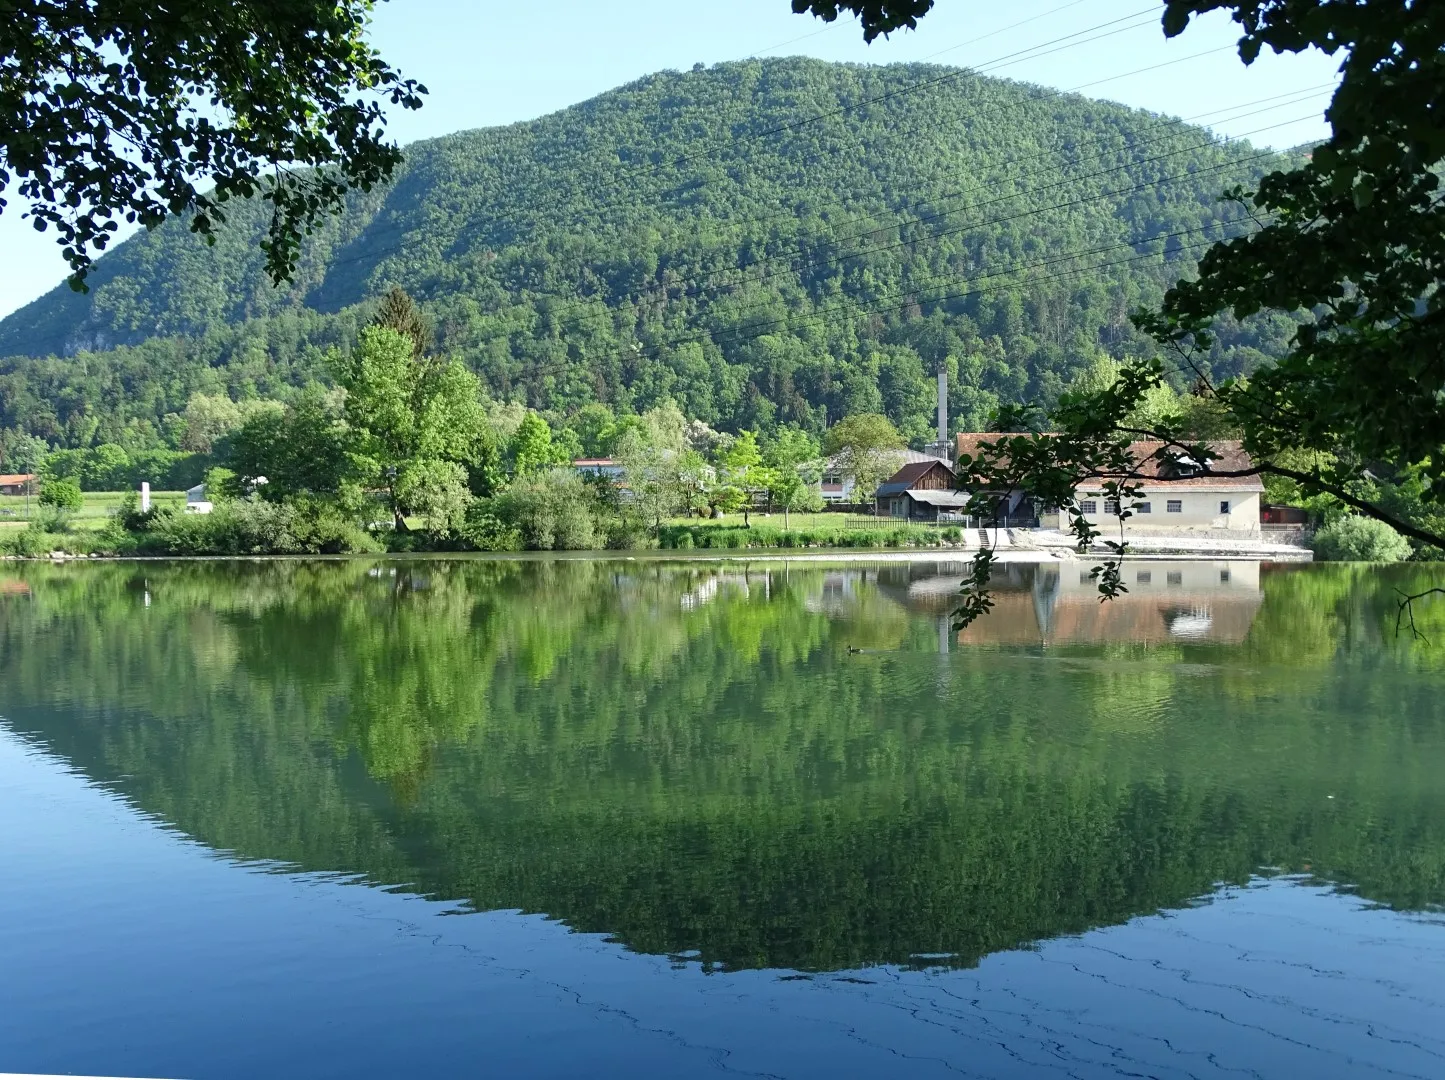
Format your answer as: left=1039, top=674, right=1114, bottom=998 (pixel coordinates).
left=0, top=557, right=1443, bottom=978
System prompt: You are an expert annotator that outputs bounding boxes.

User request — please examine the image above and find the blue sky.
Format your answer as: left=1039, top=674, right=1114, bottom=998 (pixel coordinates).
left=0, top=0, right=1341, bottom=320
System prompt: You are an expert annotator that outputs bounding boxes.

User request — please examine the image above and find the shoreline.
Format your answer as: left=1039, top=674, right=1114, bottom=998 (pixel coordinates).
left=2, top=544, right=1313, bottom=566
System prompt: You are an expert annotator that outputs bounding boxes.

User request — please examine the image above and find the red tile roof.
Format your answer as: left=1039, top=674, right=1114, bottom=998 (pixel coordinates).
left=0, top=474, right=37, bottom=486
left=952, top=436, right=1264, bottom=491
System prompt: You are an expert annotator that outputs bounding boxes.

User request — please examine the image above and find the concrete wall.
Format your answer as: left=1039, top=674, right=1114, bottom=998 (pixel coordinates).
left=1045, top=488, right=1261, bottom=534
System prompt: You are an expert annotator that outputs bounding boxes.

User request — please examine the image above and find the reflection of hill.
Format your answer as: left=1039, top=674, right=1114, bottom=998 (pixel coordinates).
left=1, top=560, right=1444, bottom=974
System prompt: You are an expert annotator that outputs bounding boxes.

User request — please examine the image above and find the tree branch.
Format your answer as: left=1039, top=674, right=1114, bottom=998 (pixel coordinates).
left=1396, top=587, right=1445, bottom=642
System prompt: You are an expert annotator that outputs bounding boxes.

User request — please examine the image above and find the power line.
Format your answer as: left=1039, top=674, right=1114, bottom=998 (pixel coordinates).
left=470, top=7, right=1166, bottom=242
left=671, top=6, right=1159, bottom=171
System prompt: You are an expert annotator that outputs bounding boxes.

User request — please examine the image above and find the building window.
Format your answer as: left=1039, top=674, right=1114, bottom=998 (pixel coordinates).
left=1136, top=502, right=1151, bottom=514
left=1103, top=498, right=1120, bottom=515
left=1220, top=568, right=1231, bottom=583
left=1220, top=500, right=1231, bottom=514
left=1136, top=571, right=1152, bottom=584
left=1166, top=499, right=1182, bottom=513
left=1079, top=500, right=1098, bottom=515
left=1167, top=571, right=1182, bottom=586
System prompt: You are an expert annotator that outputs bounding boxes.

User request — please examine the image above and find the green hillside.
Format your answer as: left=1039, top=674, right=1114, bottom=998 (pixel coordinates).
left=0, top=58, right=1300, bottom=449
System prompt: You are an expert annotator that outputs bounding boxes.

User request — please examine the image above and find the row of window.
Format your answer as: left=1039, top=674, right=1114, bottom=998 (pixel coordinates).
left=1077, top=499, right=1231, bottom=515
left=1080, top=569, right=1233, bottom=585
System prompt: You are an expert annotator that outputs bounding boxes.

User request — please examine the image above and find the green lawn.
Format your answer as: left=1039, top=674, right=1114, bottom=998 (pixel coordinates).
left=0, top=490, right=186, bottom=531
left=667, top=511, right=891, bottom=530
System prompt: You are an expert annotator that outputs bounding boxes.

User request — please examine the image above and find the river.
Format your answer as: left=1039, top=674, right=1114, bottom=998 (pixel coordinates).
left=1, top=557, right=1443, bottom=1078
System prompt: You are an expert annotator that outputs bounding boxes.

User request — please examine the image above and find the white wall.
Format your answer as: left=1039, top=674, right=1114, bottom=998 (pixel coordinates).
left=1075, top=487, right=1260, bottom=534
left=1042, top=488, right=1261, bottom=534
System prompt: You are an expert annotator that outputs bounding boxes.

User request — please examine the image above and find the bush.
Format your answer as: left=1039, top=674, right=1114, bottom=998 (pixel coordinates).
left=458, top=503, right=523, bottom=551
left=0, top=526, right=54, bottom=557
left=656, top=521, right=949, bottom=551
left=124, top=498, right=380, bottom=556
left=38, top=479, right=83, bottom=512
left=487, top=469, right=598, bottom=550
left=1311, top=515, right=1413, bottom=562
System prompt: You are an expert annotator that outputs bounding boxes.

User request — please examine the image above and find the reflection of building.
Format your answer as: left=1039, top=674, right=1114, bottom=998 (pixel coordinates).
left=950, top=560, right=1263, bottom=645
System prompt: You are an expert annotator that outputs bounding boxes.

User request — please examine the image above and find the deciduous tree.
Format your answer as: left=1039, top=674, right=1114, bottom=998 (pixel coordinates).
left=2, top=1, right=424, bottom=288
left=823, top=414, right=904, bottom=511
left=329, top=326, right=486, bottom=530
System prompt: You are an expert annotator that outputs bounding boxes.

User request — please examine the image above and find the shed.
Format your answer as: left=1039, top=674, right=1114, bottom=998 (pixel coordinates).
left=185, top=483, right=214, bottom=515
left=876, top=459, right=966, bottom=520
left=0, top=473, right=36, bottom=496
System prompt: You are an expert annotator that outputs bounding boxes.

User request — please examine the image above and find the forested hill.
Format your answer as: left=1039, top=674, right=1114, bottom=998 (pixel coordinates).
left=0, top=57, right=1301, bottom=449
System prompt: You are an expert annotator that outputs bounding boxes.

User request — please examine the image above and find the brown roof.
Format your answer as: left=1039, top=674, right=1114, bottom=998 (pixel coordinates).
left=1110, top=441, right=1264, bottom=491
left=0, top=474, right=36, bottom=486
left=954, top=433, right=1032, bottom=461
left=885, top=460, right=953, bottom=487
left=952, top=435, right=1264, bottom=492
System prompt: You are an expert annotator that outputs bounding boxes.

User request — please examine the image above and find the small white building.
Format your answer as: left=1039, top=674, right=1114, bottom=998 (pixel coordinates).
left=1046, top=440, right=1264, bottom=535
left=185, top=483, right=214, bottom=515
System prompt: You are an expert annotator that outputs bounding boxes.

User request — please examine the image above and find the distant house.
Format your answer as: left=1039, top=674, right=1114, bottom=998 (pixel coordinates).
left=185, top=483, right=214, bottom=515
left=0, top=473, right=36, bottom=496
left=822, top=448, right=950, bottom=504
left=574, top=458, right=625, bottom=481
left=1057, top=440, right=1264, bottom=535
left=953, top=434, right=1038, bottom=524
left=1261, top=503, right=1310, bottom=525
left=875, top=459, right=971, bottom=521
left=953, top=435, right=1266, bottom=535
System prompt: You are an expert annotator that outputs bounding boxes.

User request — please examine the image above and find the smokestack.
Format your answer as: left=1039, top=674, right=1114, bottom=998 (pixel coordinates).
left=937, top=370, right=948, bottom=447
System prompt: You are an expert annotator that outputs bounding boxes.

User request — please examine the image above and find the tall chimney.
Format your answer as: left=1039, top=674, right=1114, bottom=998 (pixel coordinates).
left=936, top=370, right=948, bottom=447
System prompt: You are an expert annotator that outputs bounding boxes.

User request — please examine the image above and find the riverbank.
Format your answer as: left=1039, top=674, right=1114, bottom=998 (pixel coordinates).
left=2, top=538, right=1312, bottom=564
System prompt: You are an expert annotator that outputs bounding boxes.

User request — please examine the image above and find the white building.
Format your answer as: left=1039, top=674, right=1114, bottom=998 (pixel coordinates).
left=185, top=483, right=214, bottom=515
left=1044, top=440, right=1264, bottom=535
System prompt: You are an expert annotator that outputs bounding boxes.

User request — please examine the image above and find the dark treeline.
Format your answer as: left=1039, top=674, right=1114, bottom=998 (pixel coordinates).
left=0, top=59, right=1299, bottom=453
left=2, top=560, right=1443, bottom=972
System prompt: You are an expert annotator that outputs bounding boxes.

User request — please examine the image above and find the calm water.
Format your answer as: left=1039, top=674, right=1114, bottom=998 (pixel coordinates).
left=2, top=557, right=1444, bottom=1079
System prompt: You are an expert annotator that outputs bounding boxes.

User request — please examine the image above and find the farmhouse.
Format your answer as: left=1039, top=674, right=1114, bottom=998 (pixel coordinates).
left=1056, top=441, right=1265, bottom=536
left=874, top=459, right=971, bottom=521
left=0, top=473, right=36, bottom=496
left=822, top=448, right=949, bottom=504
left=953, top=434, right=1265, bottom=535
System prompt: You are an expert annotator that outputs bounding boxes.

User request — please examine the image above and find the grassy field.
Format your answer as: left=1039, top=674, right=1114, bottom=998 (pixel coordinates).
left=0, top=490, right=187, bottom=530
left=667, top=512, right=901, bottom=530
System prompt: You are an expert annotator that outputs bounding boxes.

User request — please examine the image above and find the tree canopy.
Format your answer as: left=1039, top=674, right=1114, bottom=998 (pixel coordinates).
left=0, top=58, right=1296, bottom=452
left=0, top=0, right=424, bottom=289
